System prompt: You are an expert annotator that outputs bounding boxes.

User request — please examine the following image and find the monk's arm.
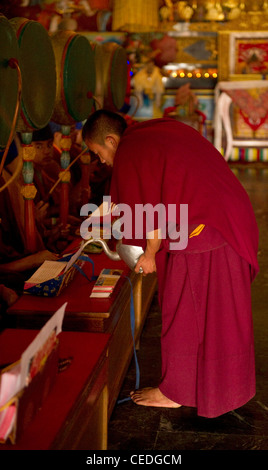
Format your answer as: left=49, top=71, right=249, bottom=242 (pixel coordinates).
left=134, top=229, right=161, bottom=275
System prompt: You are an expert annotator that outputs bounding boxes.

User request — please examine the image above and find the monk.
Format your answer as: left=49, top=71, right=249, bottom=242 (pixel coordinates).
left=82, top=109, right=259, bottom=418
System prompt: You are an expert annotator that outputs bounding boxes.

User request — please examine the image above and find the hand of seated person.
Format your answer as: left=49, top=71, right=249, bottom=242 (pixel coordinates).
left=67, top=214, right=82, bottom=226
left=0, top=250, right=60, bottom=273
left=58, top=223, right=71, bottom=239
left=0, top=284, right=19, bottom=307
left=44, top=223, right=72, bottom=253
left=27, top=250, right=60, bottom=267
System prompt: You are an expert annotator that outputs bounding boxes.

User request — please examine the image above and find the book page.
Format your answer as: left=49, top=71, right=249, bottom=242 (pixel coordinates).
left=0, top=302, right=67, bottom=413
left=19, top=302, right=67, bottom=389
left=0, top=404, right=16, bottom=442
left=63, top=242, right=84, bottom=273
left=25, top=260, right=67, bottom=286
left=0, top=363, right=21, bottom=409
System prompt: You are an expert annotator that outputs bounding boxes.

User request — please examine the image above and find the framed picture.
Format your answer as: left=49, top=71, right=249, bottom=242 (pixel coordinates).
left=231, top=32, right=268, bottom=76
left=218, top=31, right=268, bottom=81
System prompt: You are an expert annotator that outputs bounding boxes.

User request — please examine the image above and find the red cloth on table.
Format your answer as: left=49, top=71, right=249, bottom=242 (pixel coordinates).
left=223, top=88, right=268, bottom=131
left=8, top=246, right=130, bottom=317
left=110, top=118, right=259, bottom=417
left=0, top=330, right=110, bottom=449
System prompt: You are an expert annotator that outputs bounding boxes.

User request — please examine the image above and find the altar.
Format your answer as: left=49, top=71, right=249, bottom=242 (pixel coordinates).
left=6, top=246, right=157, bottom=419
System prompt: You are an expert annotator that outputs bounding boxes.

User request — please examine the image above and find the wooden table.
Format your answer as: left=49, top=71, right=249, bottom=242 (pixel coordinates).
left=0, top=329, right=110, bottom=450
left=7, top=244, right=157, bottom=417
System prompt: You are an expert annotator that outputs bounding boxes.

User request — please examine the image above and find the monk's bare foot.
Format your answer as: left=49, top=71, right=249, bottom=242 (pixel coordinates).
left=130, top=387, right=181, bottom=408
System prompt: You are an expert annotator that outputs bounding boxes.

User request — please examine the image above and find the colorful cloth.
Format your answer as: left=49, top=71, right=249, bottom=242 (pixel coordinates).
left=224, top=88, right=268, bottom=132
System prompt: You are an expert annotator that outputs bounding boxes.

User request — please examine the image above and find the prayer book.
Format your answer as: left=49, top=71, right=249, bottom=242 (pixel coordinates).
left=24, top=260, right=67, bottom=289
left=23, top=243, right=89, bottom=297
left=90, top=268, right=123, bottom=298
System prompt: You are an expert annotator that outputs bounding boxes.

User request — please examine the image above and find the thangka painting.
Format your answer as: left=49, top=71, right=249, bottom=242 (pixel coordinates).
left=235, top=39, right=268, bottom=76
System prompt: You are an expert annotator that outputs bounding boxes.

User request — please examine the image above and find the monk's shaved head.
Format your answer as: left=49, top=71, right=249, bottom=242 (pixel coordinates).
left=82, top=109, right=127, bottom=145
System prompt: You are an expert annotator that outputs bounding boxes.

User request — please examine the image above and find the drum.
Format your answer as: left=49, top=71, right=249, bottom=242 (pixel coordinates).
left=0, top=15, right=20, bottom=149
left=90, top=42, right=104, bottom=109
left=9, top=17, right=56, bottom=132
left=94, top=42, right=128, bottom=111
left=51, top=31, right=96, bottom=125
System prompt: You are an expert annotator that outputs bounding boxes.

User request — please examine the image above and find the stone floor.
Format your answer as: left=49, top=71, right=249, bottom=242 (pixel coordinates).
left=107, top=163, right=268, bottom=452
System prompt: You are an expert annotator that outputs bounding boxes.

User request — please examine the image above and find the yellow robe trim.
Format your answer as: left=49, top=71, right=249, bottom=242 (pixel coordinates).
left=189, top=224, right=205, bottom=238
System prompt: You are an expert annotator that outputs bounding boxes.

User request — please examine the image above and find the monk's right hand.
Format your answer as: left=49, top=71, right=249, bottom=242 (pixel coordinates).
left=135, top=252, right=156, bottom=275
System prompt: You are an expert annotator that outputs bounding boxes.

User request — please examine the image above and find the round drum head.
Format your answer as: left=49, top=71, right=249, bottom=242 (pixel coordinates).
left=0, top=16, right=20, bottom=149
left=10, top=17, right=56, bottom=132
left=101, top=42, right=128, bottom=111
left=90, top=42, right=104, bottom=109
left=108, top=45, right=128, bottom=111
left=51, top=31, right=96, bottom=125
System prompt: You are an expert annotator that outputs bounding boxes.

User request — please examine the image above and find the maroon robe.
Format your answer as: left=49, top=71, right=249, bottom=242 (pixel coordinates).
left=110, top=118, right=259, bottom=417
